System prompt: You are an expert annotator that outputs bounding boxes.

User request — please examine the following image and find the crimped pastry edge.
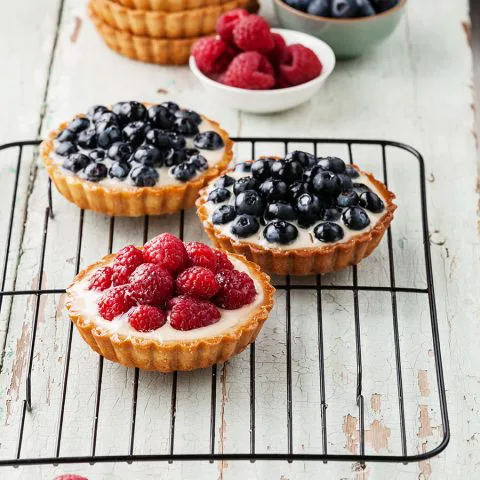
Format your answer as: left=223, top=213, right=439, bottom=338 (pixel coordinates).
left=40, top=105, right=234, bottom=217
left=65, top=252, right=275, bottom=372
left=109, top=0, right=250, bottom=13
left=196, top=162, right=397, bottom=276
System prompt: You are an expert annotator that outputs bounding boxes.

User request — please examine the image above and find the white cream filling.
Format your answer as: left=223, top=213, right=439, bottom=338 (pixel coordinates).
left=67, top=255, right=264, bottom=342
left=53, top=118, right=225, bottom=188
left=203, top=169, right=386, bottom=250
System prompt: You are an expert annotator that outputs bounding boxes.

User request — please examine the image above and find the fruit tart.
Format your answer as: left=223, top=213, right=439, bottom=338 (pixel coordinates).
left=65, top=233, right=274, bottom=371
left=41, top=101, right=233, bottom=216
left=196, top=152, right=396, bottom=275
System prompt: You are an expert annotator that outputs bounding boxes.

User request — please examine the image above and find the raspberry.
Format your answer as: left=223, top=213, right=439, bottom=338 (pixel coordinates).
left=128, top=263, right=174, bottom=306
left=216, top=9, right=249, bottom=45
left=232, top=15, right=274, bottom=53
left=88, top=266, right=113, bottom=291
left=54, top=476, right=88, bottom=480
left=176, top=266, right=219, bottom=299
left=98, top=285, right=134, bottom=321
left=222, top=52, right=275, bottom=90
left=169, top=296, right=221, bottom=331
left=143, top=233, right=188, bottom=275
left=112, top=245, right=143, bottom=286
left=267, top=33, right=287, bottom=66
left=192, top=37, right=236, bottom=75
left=128, top=305, right=166, bottom=332
left=213, top=249, right=234, bottom=272
left=278, top=44, right=322, bottom=87
left=214, top=269, right=257, bottom=309
left=185, top=242, right=217, bottom=271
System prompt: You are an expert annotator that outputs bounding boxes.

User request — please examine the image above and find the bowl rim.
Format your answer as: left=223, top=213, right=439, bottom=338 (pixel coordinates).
left=189, top=27, right=336, bottom=96
left=273, top=0, right=407, bottom=24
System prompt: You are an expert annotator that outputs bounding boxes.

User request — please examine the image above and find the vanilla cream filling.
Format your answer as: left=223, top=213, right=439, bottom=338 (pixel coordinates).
left=67, top=255, right=264, bottom=342
left=203, top=169, right=387, bottom=250
left=52, top=118, right=226, bottom=188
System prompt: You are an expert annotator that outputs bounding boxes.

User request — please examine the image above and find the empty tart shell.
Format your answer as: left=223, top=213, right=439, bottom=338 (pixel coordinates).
left=40, top=105, right=233, bottom=217
left=65, top=252, right=275, bottom=372
left=196, top=164, right=397, bottom=276
left=90, top=0, right=258, bottom=38
left=108, top=0, right=250, bottom=13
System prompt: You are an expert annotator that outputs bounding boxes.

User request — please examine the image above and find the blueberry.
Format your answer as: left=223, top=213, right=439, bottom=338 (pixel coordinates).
left=83, top=162, right=107, bottom=182
left=68, top=117, right=90, bottom=134
left=356, top=0, right=376, bottom=16
left=108, top=142, right=132, bottom=163
left=172, top=162, right=196, bottom=182
left=296, top=193, right=322, bottom=227
left=270, top=160, right=303, bottom=183
left=234, top=176, right=259, bottom=195
left=345, top=165, right=360, bottom=178
left=231, top=215, right=260, bottom=238
left=311, top=170, right=342, bottom=196
left=175, top=109, right=202, bottom=125
left=317, top=156, right=346, bottom=174
left=338, top=173, right=353, bottom=190
left=168, top=132, right=186, bottom=150
left=234, top=162, right=252, bottom=173
left=208, top=187, right=231, bottom=203
left=77, top=129, right=97, bottom=149
left=235, top=190, right=265, bottom=216
left=359, top=191, right=384, bottom=213
left=97, top=125, right=122, bottom=149
left=161, top=101, right=180, bottom=113
left=133, top=145, right=162, bottom=166
left=63, top=153, right=90, bottom=173
left=284, top=0, right=311, bottom=12
left=320, top=207, right=342, bottom=221
left=173, top=118, right=199, bottom=137
left=123, top=121, right=150, bottom=148
left=370, top=0, right=398, bottom=13
left=215, top=175, right=235, bottom=188
left=337, top=190, right=359, bottom=208
left=331, top=0, right=358, bottom=17
left=96, top=112, right=118, bottom=126
left=307, top=0, right=330, bottom=15
left=258, top=179, right=289, bottom=201
left=193, top=131, right=224, bottom=150
left=89, top=149, right=105, bottom=162
left=108, top=161, right=130, bottom=180
left=164, top=148, right=186, bottom=167
left=342, top=206, right=370, bottom=230
left=289, top=181, right=308, bottom=200
left=130, top=165, right=159, bottom=187
left=147, top=105, right=175, bottom=130
left=184, top=148, right=200, bottom=157
left=251, top=158, right=273, bottom=181
left=87, top=105, right=109, bottom=122
left=263, top=220, right=298, bottom=244
left=264, top=201, right=298, bottom=221
left=285, top=150, right=316, bottom=168
left=188, top=154, right=208, bottom=171
left=353, top=182, right=371, bottom=194
left=314, top=222, right=345, bottom=243
left=212, top=205, right=237, bottom=225
left=112, top=101, right=148, bottom=126
left=145, top=129, right=172, bottom=150
left=55, top=141, right=78, bottom=156
left=56, top=129, right=76, bottom=143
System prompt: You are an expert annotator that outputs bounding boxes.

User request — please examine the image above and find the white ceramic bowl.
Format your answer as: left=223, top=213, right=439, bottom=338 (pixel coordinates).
left=189, top=28, right=336, bottom=114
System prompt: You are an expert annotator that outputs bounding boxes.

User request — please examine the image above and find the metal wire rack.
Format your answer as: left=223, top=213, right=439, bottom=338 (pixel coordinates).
left=0, top=137, right=449, bottom=467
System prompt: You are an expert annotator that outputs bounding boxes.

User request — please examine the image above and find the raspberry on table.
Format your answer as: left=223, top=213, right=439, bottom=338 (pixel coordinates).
left=192, top=37, right=237, bottom=75
left=128, top=305, right=166, bottom=332
left=176, top=266, right=219, bottom=299
left=88, top=266, right=113, bottom=291
left=222, top=52, right=275, bottom=90
left=185, top=242, right=218, bottom=271
left=213, top=249, right=234, bottom=272
left=143, top=233, right=189, bottom=275
left=112, top=245, right=143, bottom=286
left=216, top=8, right=250, bottom=45
left=54, top=475, right=89, bottom=480
left=214, top=269, right=257, bottom=309
left=98, top=285, right=134, bottom=321
left=232, top=15, right=275, bottom=53
left=128, top=263, right=174, bottom=306
left=169, top=296, right=221, bottom=331
left=278, top=44, right=323, bottom=87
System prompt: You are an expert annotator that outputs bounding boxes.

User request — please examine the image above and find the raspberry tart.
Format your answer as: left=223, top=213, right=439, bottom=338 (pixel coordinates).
left=196, top=152, right=396, bottom=275
left=65, top=234, right=274, bottom=371
left=41, top=101, right=233, bottom=216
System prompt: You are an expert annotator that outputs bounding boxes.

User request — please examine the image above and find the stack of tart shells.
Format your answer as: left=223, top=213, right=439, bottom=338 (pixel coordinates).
left=88, top=0, right=258, bottom=65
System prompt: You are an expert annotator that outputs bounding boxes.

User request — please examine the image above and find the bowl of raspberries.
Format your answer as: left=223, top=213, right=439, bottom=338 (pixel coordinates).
left=273, top=0, right=407, bottom=59
left=189, top=10, right=335, bottom=113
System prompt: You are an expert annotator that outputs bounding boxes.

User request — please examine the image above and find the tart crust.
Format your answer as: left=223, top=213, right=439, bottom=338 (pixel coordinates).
left=40, top=106, right=233, bottom=217
left=65, top=252, right=275, bottom=372
left=196, top=164, right=397, bottom=276
left=90, top=0, right=258, bottom=38
left=109, top=0, right=245, bottom=13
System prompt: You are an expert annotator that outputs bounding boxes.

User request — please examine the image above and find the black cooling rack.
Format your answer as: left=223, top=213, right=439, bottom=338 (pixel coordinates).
left=0, top=138, right=449, bottom=467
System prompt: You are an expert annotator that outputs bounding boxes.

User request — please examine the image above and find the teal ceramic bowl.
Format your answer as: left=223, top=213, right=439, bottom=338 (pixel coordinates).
left=272, top=0, right=407, bottom=59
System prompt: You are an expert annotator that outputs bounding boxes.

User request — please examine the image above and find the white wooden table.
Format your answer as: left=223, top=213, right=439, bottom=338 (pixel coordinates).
left=0, top=0, right=478, bottom=478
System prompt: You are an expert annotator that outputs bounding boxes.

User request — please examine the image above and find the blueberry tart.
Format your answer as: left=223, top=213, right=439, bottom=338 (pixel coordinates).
left=40, top=101, right=233, bottom=216
left=65, top=233, right=274, bottom=371
left=196, top=153, right=396, bottom=275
